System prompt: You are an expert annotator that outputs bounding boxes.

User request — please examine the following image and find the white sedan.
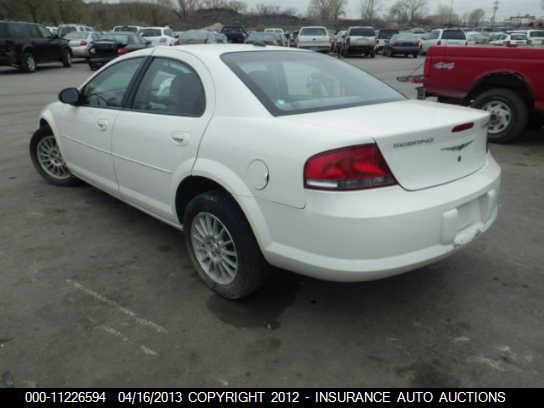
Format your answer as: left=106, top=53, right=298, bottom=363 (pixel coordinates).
left=30, top=45, right=501, bottom=299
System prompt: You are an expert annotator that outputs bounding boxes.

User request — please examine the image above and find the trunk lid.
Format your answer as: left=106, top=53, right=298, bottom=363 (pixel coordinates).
left=93, top=41, right=122, bottom=57
left=283, top=100, right=490, bottom=191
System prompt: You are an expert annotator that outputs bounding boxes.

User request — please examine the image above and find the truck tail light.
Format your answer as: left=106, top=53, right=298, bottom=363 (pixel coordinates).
left=304, top=145, right=397, bottom=191
left=117, top=47, right=129, bottom=55
left=80, top=40, right=88, bottom=46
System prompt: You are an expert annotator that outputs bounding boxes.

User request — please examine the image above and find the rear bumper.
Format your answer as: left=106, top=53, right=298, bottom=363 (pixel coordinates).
left=346, top=45, right=375, bottom=53
left=390, top=46, right=420, bottom=54
left=70, top=46, right=89, bottom=58
left=298, top=44, right=331, bottom=52
left=255, top=155, right=501, bottom=282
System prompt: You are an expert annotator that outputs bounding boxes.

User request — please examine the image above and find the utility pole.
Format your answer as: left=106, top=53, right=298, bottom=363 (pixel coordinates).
left=491, top=0, right=499, bottom=28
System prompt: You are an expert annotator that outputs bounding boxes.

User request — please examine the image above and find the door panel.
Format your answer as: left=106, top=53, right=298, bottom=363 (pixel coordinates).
left=112, top=53, right=214, bottom=223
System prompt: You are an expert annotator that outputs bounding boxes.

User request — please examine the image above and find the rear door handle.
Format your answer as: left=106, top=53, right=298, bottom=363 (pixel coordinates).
left=96, top=119, right=108, bottom=131
left=171, top=131, right=190, bottom=146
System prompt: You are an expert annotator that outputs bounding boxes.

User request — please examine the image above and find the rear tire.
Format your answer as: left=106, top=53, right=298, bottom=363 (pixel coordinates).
left=62, top=49, right=72, bottom=67
left=21, top=52, right=37, bottom=73
left=29, top=127, right=81, bottom=186
left=471, top=88, right=528, bottom=144
left=184, top=190, right=270, bottom=299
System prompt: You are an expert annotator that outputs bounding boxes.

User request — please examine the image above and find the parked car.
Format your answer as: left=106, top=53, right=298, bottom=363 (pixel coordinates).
left=178, top=30, right=217, bottom=45
left=525, top=29, right=544, bottom=46
left=334, top=30, right=347, bottom=53
left=221, top=26, right=248, bottom=43
left=141, top=27, right=177, bottom=46
left=88, top=32, right=149, bottom=70
left=296, top=26, right=331, bottom=52
left=64, top=31, right=99, bottom=59
left=172, top=31, right=185, bottom=39
left=47, top=26, right=58, bottom=36
left=466, top=31, right=489, bottom=45
left=383, top=32, right=421, bottom=58
left=30, top=45, right=500, bottom=299
left=376, top=29, right=399, bottom=52
left=421, top=29, right=467, bottom=54
left=247, top=32, right=283, bottom=46
left=57, top=24, right=94, bottom=38
left=213, top=32, right=228, bottom=44
left=419, top=46, right=544, bottom=142
left=263, top=28, right=288, bottom=46
left=342, top=26, right=377, bottom=57
left=0, top=20, right=72, bottom=72
left=489, top=32, right=529, bottom=47
left=113, top=26, right=143, bottom=34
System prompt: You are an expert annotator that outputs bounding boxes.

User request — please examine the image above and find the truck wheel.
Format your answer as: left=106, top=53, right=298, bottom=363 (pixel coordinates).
left=21, top=52, right=37, bottom=73
left=184, top=190, right=270, bottom=299
left=62, top=49, right=72, bottom=67
left=472, top=88, right=528, bottom=144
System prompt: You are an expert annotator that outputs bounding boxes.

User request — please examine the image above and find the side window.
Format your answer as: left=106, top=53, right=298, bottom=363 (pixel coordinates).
left=38, top=25, right=52, bottom=38
left=443, top=30, right=465, bottom=40
left=132, top=58, right=206, bottom=117
left=81, top=58, right=143, bottom=109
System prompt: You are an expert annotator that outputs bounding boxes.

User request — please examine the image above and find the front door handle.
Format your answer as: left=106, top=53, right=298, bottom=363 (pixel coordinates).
left=96, top=119, right=108, bottom=132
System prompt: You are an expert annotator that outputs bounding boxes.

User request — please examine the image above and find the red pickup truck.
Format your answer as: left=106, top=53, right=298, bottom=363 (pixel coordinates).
left=419, top=46, right=544, bottom=143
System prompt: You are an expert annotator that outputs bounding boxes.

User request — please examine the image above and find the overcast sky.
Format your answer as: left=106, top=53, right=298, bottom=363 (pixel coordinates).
left=96, top=0, right=544, bottom=20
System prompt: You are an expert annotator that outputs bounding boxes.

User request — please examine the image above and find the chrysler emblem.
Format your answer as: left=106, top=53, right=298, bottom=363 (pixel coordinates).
left=441, top=140, right=474, bottom=152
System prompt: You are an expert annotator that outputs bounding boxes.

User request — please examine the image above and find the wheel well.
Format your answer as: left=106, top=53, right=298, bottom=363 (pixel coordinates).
left=39, top=119, right=51, bottom=131
left=466, top=73, right=534, bottom=108
left=175, top=176, right=233, bottom=224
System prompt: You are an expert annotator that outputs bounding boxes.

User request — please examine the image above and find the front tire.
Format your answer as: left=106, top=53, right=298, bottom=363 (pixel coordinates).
left=471, top=88, right=528, bottom=143
left=21, top=52, right=37, bottom=73
left=29, top=127, right=80, bottom=186
left=184, top=190, right=270, bottom=299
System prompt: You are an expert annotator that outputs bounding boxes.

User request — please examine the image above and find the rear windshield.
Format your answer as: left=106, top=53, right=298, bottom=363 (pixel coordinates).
left=300, top=28, right=327, bottom=36
left=181, top=31, right=208, bottom=40
left=223, top=27, right=244, bottom=33
left=58, top=26, right=76, bottom=37
left=99, top=34, right=129, bottom=43
left=249, top=33, right=277, bottom=41
left=65, top=31, right=88, bottom=40
left=141, top=29, right=161, bottom=37
left=510, top=33, right=527, bottom=40
left=394, top=33, right=419, bottom=40
left=378, top=30, right=398, bottom=39
left=530, top=31, right=544, bottom=37
left=221, top=51, right=403, bottom=116
left=443, top=30, right=466, bottom=40
left=350, top=28, right=375, bottom=36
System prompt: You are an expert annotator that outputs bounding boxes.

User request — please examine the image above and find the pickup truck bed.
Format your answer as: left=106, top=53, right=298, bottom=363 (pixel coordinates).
left=420, top=46, right=544, bottom=143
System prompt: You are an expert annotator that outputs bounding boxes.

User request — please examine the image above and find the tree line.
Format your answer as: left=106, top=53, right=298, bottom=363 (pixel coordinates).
left=0, top=0, right=505, bottom=29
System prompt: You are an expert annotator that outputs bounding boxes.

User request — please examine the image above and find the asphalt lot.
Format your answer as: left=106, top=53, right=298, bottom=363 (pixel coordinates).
left=1, top=55, right=543, bottom=387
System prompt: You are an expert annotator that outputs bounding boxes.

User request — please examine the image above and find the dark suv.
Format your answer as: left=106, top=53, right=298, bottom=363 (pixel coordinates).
left=0, top=20, right=72, bottom=73
left=221, top=26, right=248, bottom=43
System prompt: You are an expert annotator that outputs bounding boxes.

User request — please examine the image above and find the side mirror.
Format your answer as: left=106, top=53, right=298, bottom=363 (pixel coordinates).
left=59, top=87, right=80, bottom=105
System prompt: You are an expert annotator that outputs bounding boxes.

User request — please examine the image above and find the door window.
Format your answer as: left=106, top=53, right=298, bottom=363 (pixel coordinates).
left=37, top=25, right=52, bottom=38
left=81, top=58, right=143, bottom=109
left=132, top=58, right=206, bottom=116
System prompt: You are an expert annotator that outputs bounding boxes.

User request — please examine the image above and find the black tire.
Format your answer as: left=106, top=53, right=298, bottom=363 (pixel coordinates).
left=62, top=49, right=72, bottom=67
left=370, top=51, right=376, bottom=58
left=471, top=88, right=529, bottom=144
left=29, top=127, right=81, bottom=187
left=21, top=51, right=37, bottom=73
left=184, top=190, right=270, bottom=299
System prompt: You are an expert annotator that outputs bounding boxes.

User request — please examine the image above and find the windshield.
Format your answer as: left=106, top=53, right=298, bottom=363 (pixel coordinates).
left=65, top=32, right=88, bottom=40
left=141, top=29, right=161, bottom=37
left=222, top=51, right=403, bottom=116
left=378, top=30, right=398, bottom=39
left=350, top=28, right=375, bottom=36
left=300, top=28, right=327, bottom=36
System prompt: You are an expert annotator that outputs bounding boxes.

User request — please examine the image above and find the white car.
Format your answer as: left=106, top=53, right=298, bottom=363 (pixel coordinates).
left=141, top=27, right=177, bottom=46
left=30, top=45, right=501, bottom=299
left=297, top=26, right=331, bottom=52
left=57, top=24, right=94, bottom=38
left=489, top=32, right=529, bottom=47
left=64, top=31, right=99, bottom=58
left=421, top=29, right=467, bottom=54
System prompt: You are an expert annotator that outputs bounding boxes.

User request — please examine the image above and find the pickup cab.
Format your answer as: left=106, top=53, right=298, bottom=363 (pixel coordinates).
left=419, top=46, right=544, bottom=143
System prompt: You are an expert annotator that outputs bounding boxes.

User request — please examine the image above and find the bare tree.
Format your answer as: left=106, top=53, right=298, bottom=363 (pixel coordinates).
left=388, top=0, right=427, bottom=23
left=361, top=0, right=381, bottom=24
left=176, top=0, right=200, bottom=18
left=467, top=8, right=485, bottom=27
left=308, top=0, right=347, bottom=24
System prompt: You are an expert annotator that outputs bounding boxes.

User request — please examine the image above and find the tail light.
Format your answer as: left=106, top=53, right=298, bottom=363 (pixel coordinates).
left=304, top=144, right=397, bottom=191
left=117, top=47, right=129, bottom=55
left=452, top=122, right=474, bottom=133
left=80, top=40, right=88, bottom=46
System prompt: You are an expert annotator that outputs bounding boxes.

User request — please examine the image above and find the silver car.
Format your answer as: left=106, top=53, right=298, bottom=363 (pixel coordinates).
left=64, top=31, right=99, bottom=58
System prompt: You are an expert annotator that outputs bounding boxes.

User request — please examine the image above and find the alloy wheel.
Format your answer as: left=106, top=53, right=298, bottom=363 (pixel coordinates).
left=483, top=100, right=512, bottom=135
left=36, top=135, right=71, bottom=180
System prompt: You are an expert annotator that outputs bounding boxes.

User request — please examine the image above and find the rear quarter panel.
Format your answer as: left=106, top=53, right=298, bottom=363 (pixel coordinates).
left=425, top=46, right=544, bottom=111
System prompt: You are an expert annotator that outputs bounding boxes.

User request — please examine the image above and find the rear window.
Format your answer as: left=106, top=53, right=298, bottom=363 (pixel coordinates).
left=99, top=34, right=129, bottom=43
left=378, top=30, right=398, bottom=39
left=300, top=28, right=327, bottom=36
left=141, top=29, right=161, bottom=37
left=443, top=30, right=466, bottom=40
left=65, top=31, right=88, bottom=40
left=530, top=31, right=544, bottom=37
left=510, top=33, right=527, bottom=40
left=350, top=28, right=375, bottom=36
left=223, top=27, right=244, bottom=33
left=116, top=26, right=138, bottom=33
left=58, top=26, right=76, bottom=37
left=221, top=51, right=403, bottom=116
